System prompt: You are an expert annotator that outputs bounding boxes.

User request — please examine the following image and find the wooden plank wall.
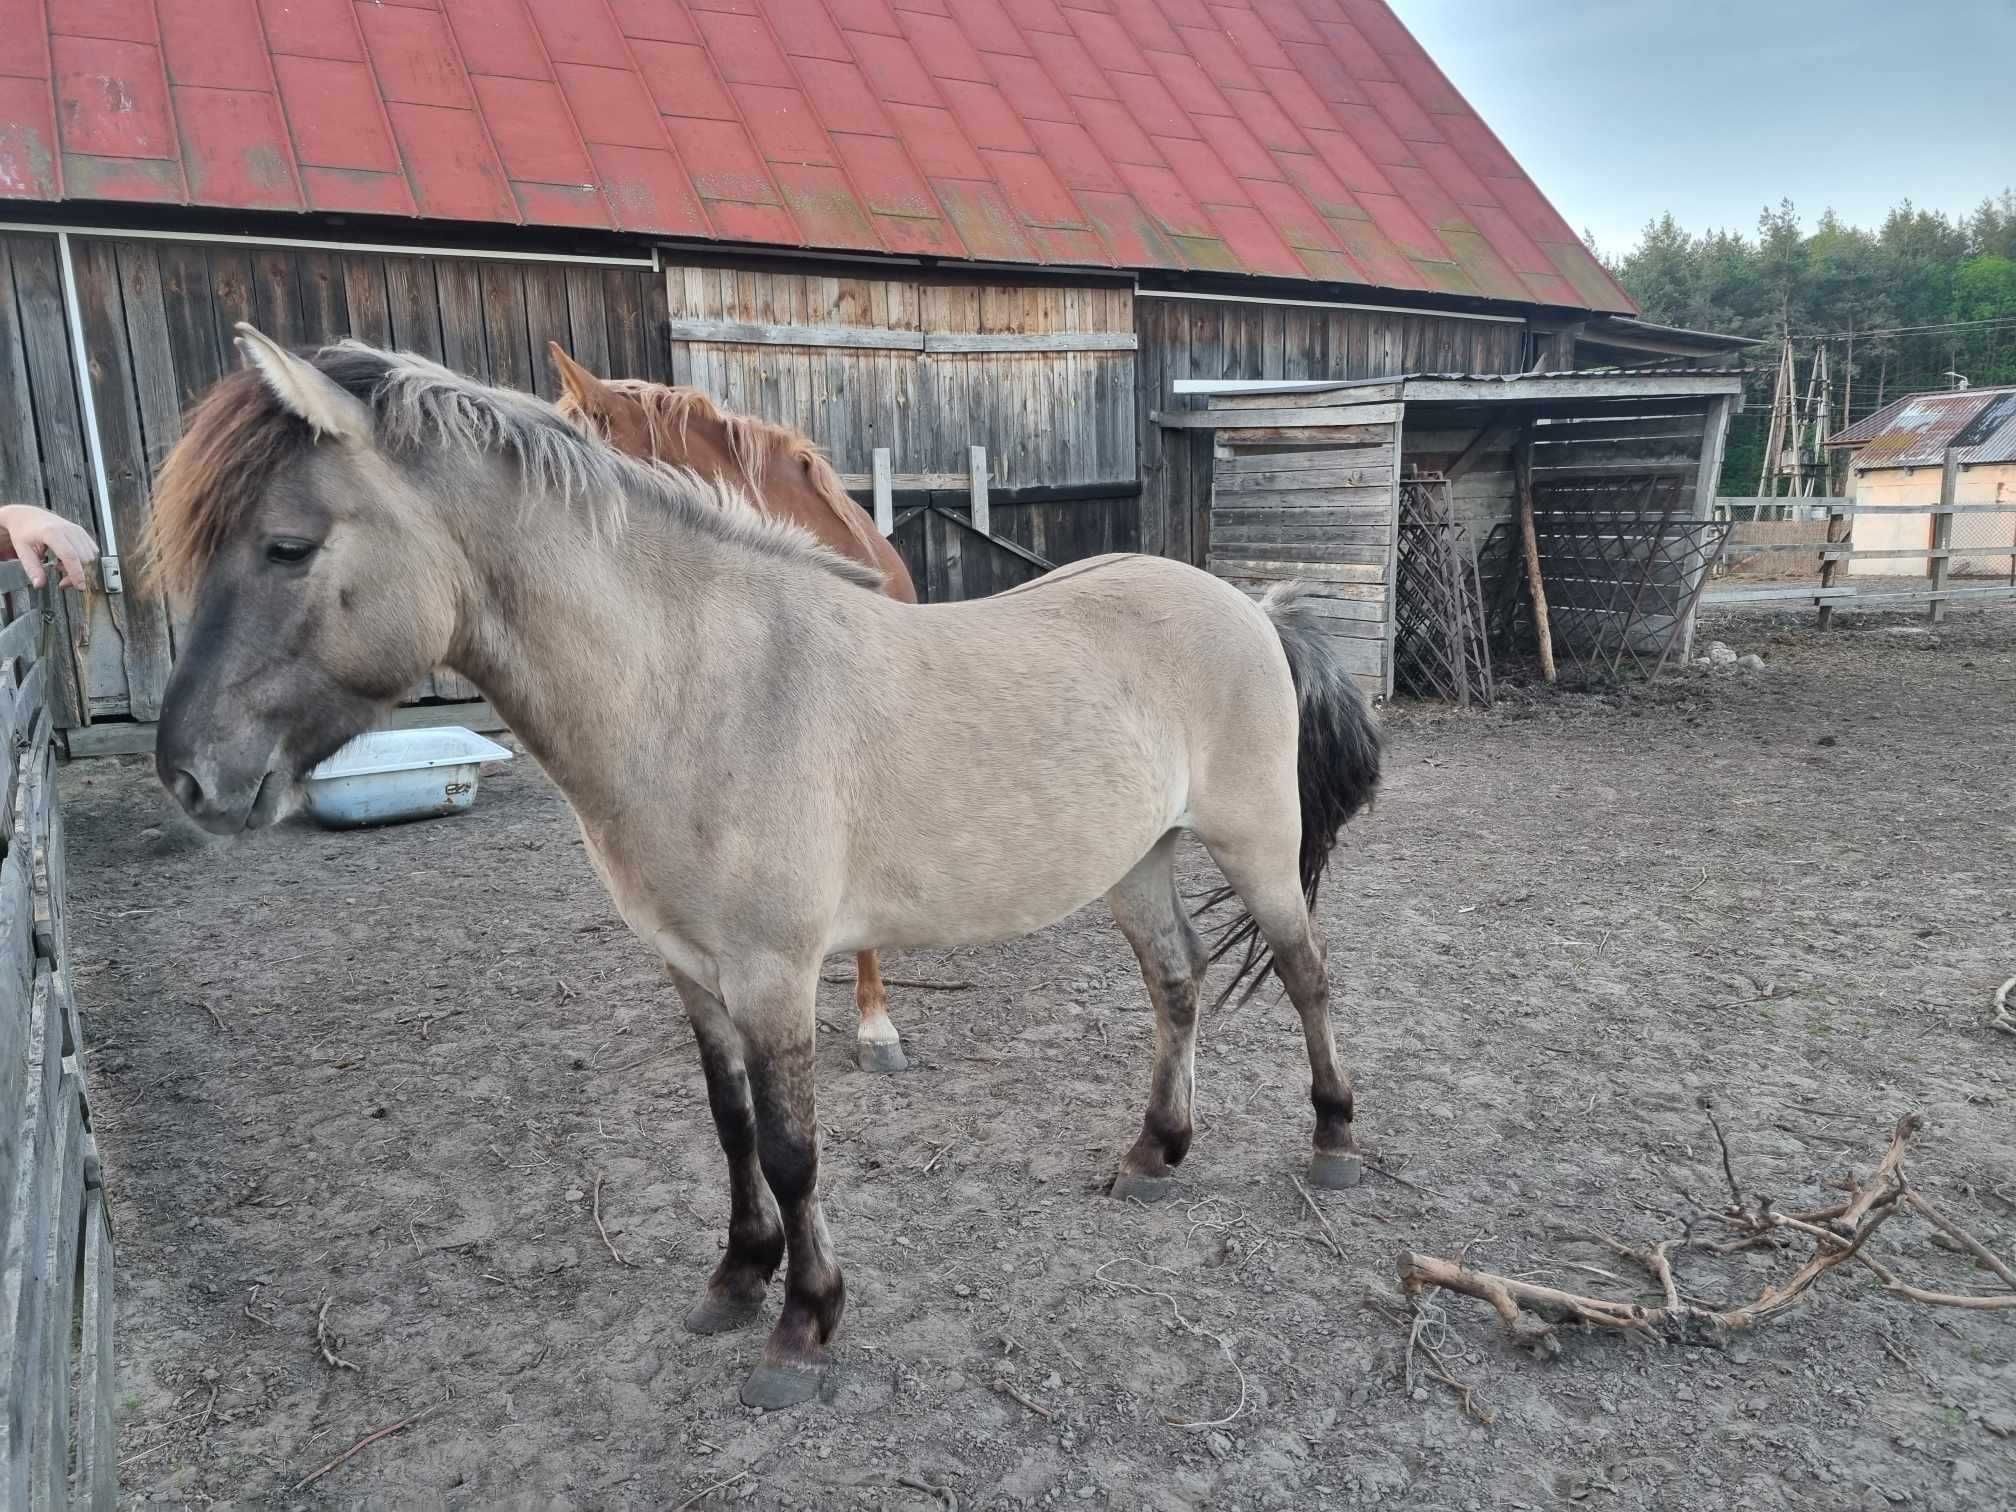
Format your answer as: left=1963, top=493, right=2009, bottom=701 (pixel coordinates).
left=1206, top=401, right=1401, bottom=701
left=663, top=266, right=1140, bottom=597
left=0, top=563, right=114, bottom=1511
left=0, top=233, right=114, bottom=728
left=49, top=236, right=669, bottom=722
left=1137, top=296, right=1525, bottom=567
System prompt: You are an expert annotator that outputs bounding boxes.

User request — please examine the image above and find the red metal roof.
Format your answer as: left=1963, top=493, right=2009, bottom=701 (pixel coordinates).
left=1, top=0, right=1633, bottom=312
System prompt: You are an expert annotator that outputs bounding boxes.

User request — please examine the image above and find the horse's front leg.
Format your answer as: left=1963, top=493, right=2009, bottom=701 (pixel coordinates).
left=670, top=970, right=786, bottom=1334
left=732, top=962, right=846, bottom=1409
left=853, top=948, right=905, bottom=1072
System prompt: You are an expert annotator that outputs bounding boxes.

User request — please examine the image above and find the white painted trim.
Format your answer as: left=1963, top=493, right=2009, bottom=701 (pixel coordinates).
left=55, top=233, right=124, bottom=594
left=0, top=221, right=654, bottom=268
left=1174, top=378, right=1371, bottom=396
left=1135, top=286, right=1523, bottom=325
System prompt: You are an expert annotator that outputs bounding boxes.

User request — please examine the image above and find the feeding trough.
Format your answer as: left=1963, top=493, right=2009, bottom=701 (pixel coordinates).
left=303, top=726, right=512, bottom=828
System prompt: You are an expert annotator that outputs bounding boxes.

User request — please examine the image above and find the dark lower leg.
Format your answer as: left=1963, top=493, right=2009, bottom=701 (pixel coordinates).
left=743, top=1040, right=844, bottom=1404
left=680, top=988, right=784, bottom=1332
left=1113, top=881, right=1205, bottom=1195
left=1275, top=932, right=1360, bottom=1182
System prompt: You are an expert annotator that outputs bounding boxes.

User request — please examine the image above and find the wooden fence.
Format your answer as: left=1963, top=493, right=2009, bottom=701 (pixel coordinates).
left=0, top=562, right=114, bottom=1510
left=1708, top=457, right=2016, bottom=623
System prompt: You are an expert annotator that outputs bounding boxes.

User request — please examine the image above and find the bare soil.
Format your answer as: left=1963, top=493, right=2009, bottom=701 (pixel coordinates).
left=68, top=600, right=2016, bottom=1512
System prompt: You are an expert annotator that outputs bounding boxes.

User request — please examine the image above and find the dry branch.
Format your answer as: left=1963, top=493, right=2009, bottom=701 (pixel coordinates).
left=1397, top=1109, right=2016, bottom=1359
left=592, top=1171, right=632, bottom=1268
left=1993, top=976, right=2015, bottom=1038
left=315, top=1297, right=360, bottom=1373
left=289, top=1401, right=446, bottom=1491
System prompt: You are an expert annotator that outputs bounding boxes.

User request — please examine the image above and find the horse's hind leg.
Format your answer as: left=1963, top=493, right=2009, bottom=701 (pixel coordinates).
left=853, top=949, right=905, bottom=1073
left=670, top=970, right=786, bottom=1334
left=1199, top=829, right=1361, bottom=1191
left=1108, top=833, right=1207, bottom=1203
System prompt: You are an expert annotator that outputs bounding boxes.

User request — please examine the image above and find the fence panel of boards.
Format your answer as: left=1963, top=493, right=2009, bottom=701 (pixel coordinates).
left=1203, top=397, right=1402, bottom=702
left=2, top=229, right=671, bottom=726
left=662, top=266, right=1141, bottom=601
left=0, top=563, right=116, bottom=1510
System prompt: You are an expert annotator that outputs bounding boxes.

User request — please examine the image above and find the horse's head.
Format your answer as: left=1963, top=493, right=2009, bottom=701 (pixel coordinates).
left=149, top=326, right=461, bottom=833
left=550, top=342, right=660, bottom=461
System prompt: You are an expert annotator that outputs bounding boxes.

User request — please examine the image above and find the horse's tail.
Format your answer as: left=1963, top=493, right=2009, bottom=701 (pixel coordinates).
left=1198, top=580, right=1383, bottom=1007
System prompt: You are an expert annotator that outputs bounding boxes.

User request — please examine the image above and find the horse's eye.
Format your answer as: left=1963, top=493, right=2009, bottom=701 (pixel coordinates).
left=266, top=538, right=319, bottom=567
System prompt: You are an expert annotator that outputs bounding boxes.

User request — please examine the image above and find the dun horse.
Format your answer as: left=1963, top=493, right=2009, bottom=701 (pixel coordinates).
left=147, top=329, right=1382, bottom=1409
left=546, top=343, right=917, bottom=1073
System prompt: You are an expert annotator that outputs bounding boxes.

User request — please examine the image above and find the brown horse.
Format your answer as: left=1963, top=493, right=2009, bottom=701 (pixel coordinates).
left=546, top=344, right=919, bottom=1074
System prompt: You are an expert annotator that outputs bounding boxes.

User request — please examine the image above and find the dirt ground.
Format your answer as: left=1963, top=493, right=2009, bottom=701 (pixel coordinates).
left=65, top=599, right=2016, bottom=1512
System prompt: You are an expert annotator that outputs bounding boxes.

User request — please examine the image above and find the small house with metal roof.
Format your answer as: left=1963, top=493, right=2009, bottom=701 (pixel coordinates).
left=1825, top=388, right=2016, bottom=578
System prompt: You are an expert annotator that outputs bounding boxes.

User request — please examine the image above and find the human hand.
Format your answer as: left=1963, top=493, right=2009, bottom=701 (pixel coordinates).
left=0, top=504, right=99, bottom=589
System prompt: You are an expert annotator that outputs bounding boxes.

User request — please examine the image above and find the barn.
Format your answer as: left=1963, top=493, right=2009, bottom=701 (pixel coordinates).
left=0, top=0, right=1731, bottom=746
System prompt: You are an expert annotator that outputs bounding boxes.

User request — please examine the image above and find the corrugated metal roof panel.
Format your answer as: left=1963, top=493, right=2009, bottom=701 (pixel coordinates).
left=1830, top=387, right=2016, bottom=468
left=7, top=0, right=1634, bottom=312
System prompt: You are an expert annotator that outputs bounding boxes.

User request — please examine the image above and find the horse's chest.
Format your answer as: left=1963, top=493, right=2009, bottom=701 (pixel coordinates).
left=577, top=824, right=721, bottom=993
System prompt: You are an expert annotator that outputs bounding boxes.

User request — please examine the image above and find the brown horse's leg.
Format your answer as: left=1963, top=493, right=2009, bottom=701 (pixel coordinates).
left=671, top=972, right=785, bottom=1334
left=853, top=948, right=904, bottom=1073
left=1107, top=835, right=1206, bottom=1203
left=735, top=984, right=845, bottom=1410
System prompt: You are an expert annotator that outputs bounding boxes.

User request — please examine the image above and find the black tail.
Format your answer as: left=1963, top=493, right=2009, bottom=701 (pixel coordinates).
left=1197, top=582, right=1384, bottom=1007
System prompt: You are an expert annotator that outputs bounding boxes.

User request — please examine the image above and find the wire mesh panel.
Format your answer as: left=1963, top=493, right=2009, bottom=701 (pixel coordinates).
left=1480, top=476, right=1731, bottom=683
left=1392, top=476, right=1493, bottom=706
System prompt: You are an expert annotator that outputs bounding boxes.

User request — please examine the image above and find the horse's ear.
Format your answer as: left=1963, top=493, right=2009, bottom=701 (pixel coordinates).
left=548, top=341, right=609, bottom=415
left=233, top=324, right=370, bottom=443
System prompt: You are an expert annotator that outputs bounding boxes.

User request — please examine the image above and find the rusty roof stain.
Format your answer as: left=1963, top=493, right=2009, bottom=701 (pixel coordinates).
left=1829, top=387, right=2016, bottom=468
left=0, top=0, right=1632, bottom=313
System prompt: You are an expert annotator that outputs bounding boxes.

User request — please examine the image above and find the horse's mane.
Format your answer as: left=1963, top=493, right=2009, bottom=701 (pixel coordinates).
left=145, top=342, right=885, bottom=598
left=561, top=380, right=884, bottom=565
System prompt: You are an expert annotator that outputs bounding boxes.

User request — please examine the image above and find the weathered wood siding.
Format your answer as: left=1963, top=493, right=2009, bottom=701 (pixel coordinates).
left=1138, top=296, right=1525, bottom=566
left=32, top=233, right=668, bottom=722
left=1205, top=393, right=1402, bottom=701
left=0, top=564, right=114, bottom=1511
left=663, top=267, right=1137, bottom=487
left=663, top=265, right=1140, bottom=598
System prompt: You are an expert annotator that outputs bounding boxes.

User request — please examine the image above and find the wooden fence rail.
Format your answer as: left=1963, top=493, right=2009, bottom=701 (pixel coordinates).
left=0, top=560, right=114, bottom=1511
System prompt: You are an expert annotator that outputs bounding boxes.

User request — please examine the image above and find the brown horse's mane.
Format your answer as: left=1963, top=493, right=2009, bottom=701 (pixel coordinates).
left=574, top=380, right=884, bottom=565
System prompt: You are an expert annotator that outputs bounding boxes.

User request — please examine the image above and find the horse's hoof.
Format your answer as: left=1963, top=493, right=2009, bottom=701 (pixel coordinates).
left=740, top=1359, right=829, bottom=1410
left=857, top=1039, right=907, bottom=1074
left=1309, top=1151, right=1363, bottom=1190
left=684, top=1292, right=765, bottom=1336
left=1111, top=1171, right=1177, bottom=1203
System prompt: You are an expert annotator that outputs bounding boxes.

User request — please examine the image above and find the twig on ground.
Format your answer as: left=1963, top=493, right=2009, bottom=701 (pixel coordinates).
left=1698, top=1095, right=1745, bottom=1211
left=289, top=1401, right=446, bottom=1491
left=592, top=1171, right=632, bottom=1268
left=1290, top=1173, right=1345, bottom=1260
left=1398, top=1108, right=2016, bottom=1359
left=820, top=973, right=978, bottom=992
left=922, top=1139, right=957, bottom=1176
left=242, top=1284, right=274, bottom=1328
left=199, top=999, right=229, bottom=1034
left=1993, top=976, right=2016, bottom=1038
left=1094, top=1258, right=1250, bottom=1429
left=994, top=1380, right=1055, bottom=1420
left=898, top=1475, right=960, bottom=1511
left=670, top=1470, right=750, bottom=1511
left=315, top=1297, right=360, bottom=1373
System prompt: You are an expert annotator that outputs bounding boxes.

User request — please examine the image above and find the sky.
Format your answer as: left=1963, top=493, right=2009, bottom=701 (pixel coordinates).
left=1391, top=0, right=2016, bottom=260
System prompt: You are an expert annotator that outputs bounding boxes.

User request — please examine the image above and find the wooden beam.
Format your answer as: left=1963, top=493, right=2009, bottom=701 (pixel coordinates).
left=1403, top=374, right=1744, bottom=404
left=1157, top=403, right=1401, bottom=430
left=1929, top=448, right=1959, bottom=625
left=1516, top=439, right=1557, bottom=685
left=967, top=446, right=990, bottom=537
left=922, top=331, right=1136, bottom=353
left=1444, top=414, right=1524, bottom=484
left=664, top=318, right=924, bottom=351
left=872, top=449, right=894, bottom=536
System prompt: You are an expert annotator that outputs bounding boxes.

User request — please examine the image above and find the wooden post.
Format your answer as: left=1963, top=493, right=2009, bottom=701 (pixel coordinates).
left=1817, top=501, right=1849, bottom=629
left=1928, top=446, right=1958, bottom=625
left=871, top=448, right=893, bottom=536
left=1515, top=440, right=1557, bottom=684
left=967, top=445, right=990, bottom=537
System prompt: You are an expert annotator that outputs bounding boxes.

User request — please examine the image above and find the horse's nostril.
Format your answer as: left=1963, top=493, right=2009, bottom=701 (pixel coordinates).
left=169, top=768, right=205, bottom=814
